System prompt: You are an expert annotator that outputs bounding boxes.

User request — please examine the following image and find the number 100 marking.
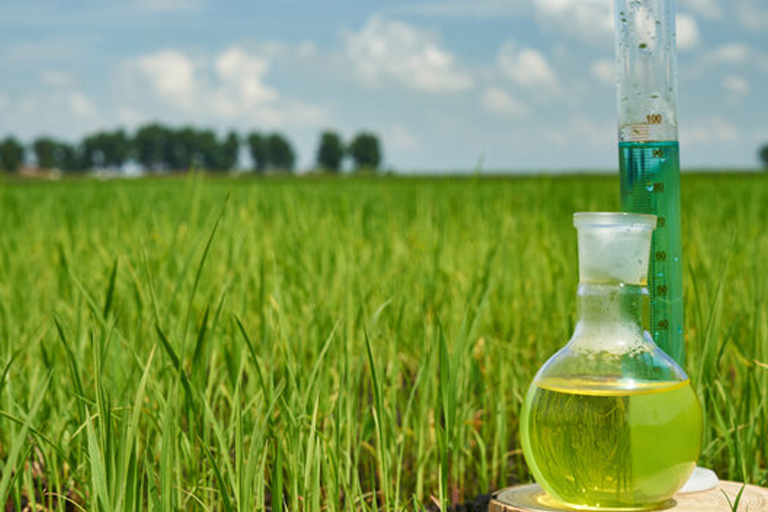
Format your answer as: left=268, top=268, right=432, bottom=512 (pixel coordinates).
left=647, top=114, right=663, bottom=124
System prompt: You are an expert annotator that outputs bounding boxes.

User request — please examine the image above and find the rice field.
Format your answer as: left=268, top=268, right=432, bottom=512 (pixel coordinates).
left=0, top=173, right=766, bottom=511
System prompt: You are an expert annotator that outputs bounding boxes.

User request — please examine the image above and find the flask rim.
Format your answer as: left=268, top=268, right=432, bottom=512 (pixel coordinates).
left=573, top=212, right=657, bottom=230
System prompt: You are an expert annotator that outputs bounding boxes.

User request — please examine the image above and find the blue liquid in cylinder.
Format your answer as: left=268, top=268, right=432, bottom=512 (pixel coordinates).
left=619, top=141, right=685, bottom=365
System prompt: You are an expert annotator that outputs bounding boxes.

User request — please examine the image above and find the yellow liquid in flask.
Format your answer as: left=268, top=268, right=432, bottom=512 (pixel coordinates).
left=520, top=377, right=702, bottom=510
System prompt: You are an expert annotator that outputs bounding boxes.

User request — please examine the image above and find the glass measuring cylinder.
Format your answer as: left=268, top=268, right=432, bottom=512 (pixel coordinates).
left=614, top=0, right=685, bottom=365
left=520, top=212, right=702, bottom=511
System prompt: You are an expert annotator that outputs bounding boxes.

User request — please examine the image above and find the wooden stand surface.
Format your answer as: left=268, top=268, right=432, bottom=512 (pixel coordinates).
left=489, top=481, right=768, bottom=512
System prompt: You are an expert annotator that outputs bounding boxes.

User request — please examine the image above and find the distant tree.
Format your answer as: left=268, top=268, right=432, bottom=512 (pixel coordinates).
left=214, top=131, right=240, bottom=172
left=57, top=144, right=85, bottom=172
left=760, top=144, right=768, bottom=170
left=33, top=137, right=58, bottom=169
left=34, top=138, right=83, bottom=171
left=134, top=123, right=171, bottom=172
left=82, top=129, right=130, bottom=168
left=247, top=132, right=268, bottom=172
left=166, top=127, right=196, bottom=170
left=0, top=137, right=25, bottom=173
left=348, top=132, right=381, bottom=171
left=316, top=130, right=344, bottom=172
left=133, top=124, right=239, bottom=172
left=266, top=133, right=295, bottom=172
left=193, top=129, right=219, bottom=170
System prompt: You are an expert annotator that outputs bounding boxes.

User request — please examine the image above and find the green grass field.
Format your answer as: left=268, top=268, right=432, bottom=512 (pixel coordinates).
left=0, top=174, right=766, bottom=511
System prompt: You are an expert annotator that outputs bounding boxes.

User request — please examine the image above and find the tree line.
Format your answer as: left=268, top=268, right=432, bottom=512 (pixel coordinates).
left=0, top=123, right=382, bottom=174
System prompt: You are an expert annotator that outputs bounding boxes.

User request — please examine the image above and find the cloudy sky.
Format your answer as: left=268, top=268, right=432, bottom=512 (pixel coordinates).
left=0, top=0, right=766, bottom=172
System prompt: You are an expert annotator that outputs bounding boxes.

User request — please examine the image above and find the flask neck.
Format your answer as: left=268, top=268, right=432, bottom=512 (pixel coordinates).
left=571, top=282, right=648, bottom=349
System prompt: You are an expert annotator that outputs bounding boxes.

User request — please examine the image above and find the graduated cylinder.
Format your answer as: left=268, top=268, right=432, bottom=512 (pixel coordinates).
left=615, top=0, right=685, bottom=365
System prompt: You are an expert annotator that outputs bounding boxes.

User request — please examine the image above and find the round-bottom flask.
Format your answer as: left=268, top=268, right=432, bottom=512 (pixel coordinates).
left=520, top=213, right=703, bottom=511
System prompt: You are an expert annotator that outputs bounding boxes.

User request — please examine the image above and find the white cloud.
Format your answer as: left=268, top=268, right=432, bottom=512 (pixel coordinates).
left=687, top=43, right=768, bottom=81
left=116, top=105, right=145, bottom=127
left=679, top=0, right=723, bottom=19
left=498, top=42, right=559, bottom=93
left=130, top=0, right=203, bottom=13
left=343, top=15, right=473, bottom=93
left=722, top=75, right=749, bottom=95
left=385, top=125, right=418, bottom=150
left=722, top=75, right=750, bottom=105
left=483, top=87, right=529, bottom=117
left=591, top=59, right=615, bottom=85
left=676, top=14, right=700, bottom=51
left=571, top=117, right=612, bottom=148
left=532, top=0, right=614, bottom=45
left=259, top=40, right=317, bottom=60
left=0, top=88, right=103, bottom=140
left=69, top=91, right=97, bottom=117
left=710, top=43, right=751, bottom=65
left=125, top=46, right=325, bottom=127
left=132, top=49, right=197, bottom=109
left=535, top=0, right=700, bottom=50
left=394, top=0, right=530, bottom=18
left=542, top=117, right=613, bottom=149
left=41, top=70, right=74, bottom=87
left=0, top=92, right=8, bottom=110
left=736, top=0, right=768, bottom=32
left=212, top=47, right=278, bottom=116
left=297, top=41, right=317, bottom=59
left=681, top=116, right=739, bottom=145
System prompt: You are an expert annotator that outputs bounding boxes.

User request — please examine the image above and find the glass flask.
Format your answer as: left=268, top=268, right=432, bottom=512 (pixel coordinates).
left=520, top=212, right=702, bottom=511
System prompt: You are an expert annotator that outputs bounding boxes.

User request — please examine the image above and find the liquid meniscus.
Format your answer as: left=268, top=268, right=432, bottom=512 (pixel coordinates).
left=521, top=377, right=702, bottom=510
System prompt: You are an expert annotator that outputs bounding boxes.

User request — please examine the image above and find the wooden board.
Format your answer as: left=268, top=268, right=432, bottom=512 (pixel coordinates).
left=489, top=481, right=768, bottom=512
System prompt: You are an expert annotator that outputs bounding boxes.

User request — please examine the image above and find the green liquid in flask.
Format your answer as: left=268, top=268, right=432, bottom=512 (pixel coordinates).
left=619, top=141, right=684, bottom=365
left=521, top=377, right=702, bottom=511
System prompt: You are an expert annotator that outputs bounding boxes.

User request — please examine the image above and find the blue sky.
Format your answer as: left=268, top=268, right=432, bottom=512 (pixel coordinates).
left=0, top=0, right=766, bottom=172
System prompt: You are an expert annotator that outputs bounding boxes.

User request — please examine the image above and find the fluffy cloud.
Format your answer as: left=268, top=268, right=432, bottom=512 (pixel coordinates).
left=534, top=0, right=700, bottom=50
left=591, top=59, right=615, bottom=85
left=40, top=70, right=74, bottom=87
left=69, top=91, right=98, bottom=118
left=681, top=116, right=739, bottom=145
left=384, top=125, right=418, bottom=151
left=709, top=43, right=751, bottom=65
left=687, top=43, right=768, bottom=80
left=722, top=75, right=750, bottom=105
left=532, top=0, right=614, bottom=45
left=129, top=0, right=203, bottom=13
left=679, top=0, right=722, bottom=19
left=736, top=0, right=768, bottom=32
left=542, top=116, right=613, bottom=149
left=132, top=50, right=197, bottom=109
left=676, top=14, right=700, bottom=51
left=126, top=46, right=324, bottom=126
left=497, top=42, right=559, bottom=93
left=116, top=105, right=145, bottom=127
left=0, top=87, right=101, bottom=140
left=722, top=75, right=749, bottom=95
left=343, top=15, right=473, bottom=93
left=483, top=87, right=529, bottom=117
left=395, top=0, right=530, bottom=18
left=211, top=47, right=278, bottom=116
